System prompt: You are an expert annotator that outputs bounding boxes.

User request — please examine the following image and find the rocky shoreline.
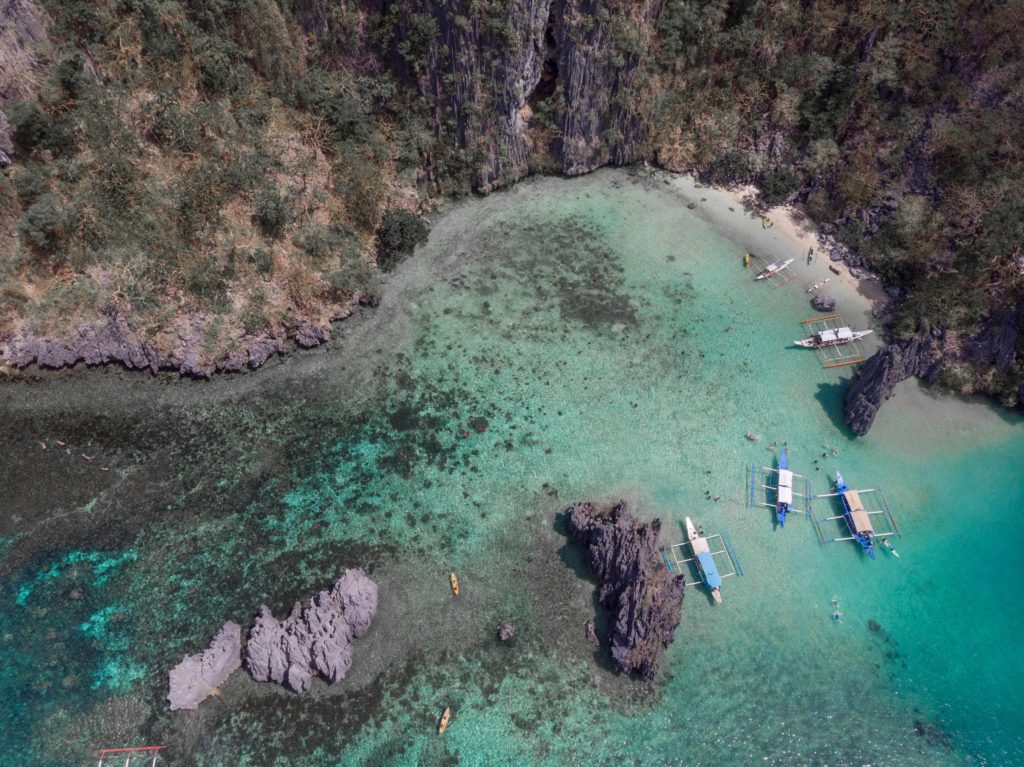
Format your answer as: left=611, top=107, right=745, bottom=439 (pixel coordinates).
left=1, top=293, right=377, bottom=378
left=566, top=500, right=685, bottom=681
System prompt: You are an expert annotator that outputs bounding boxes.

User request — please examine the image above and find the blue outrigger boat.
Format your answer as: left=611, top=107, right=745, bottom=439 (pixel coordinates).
left=775, top=447, right=794, bottom=527
left=685, top=517, right=723, bottom=603
left=835, top=471, right=877, bottom=559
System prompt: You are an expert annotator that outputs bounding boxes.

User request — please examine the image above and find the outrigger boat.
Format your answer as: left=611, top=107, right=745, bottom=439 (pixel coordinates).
left=685, top=517, right=723, bottom=604
left=811, top=471, right=901, bottom=554
left=755, top=258, right=794, bottom=280
left=775, top=447, right=794, bottom=528
left=806, top=277, right=830, bottom=293
left=836, top=471, right=877, bottom=559
left=795, top=326, right=872, bottom=348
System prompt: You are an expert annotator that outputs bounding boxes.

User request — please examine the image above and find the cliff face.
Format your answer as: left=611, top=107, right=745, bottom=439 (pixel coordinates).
left=844, top=332, right=948, bottom=436
left=386, top=0, right=664, bottom=191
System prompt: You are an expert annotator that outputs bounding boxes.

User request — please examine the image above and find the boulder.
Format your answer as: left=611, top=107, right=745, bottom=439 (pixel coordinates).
left=167, top=622, right=242, bottom=710
left=812, top=294, right=836, bottom=312
left=497, top=622, right=516, bottom=641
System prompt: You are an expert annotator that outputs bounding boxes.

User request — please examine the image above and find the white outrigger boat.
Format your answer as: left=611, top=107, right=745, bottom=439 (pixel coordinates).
left=795, top=326, right=872, bottom=348
left=685, top=517, right=723, bottom=604
left=806, top=277, right=830, bottom=293
left=755, top=258, right=794, bottom=280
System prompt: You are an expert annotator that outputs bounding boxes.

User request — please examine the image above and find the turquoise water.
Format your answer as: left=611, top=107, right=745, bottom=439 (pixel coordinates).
left=1, top=169, right=1022, bottom=766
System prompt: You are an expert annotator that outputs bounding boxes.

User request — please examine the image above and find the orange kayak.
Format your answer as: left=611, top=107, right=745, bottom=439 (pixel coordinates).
left=450, top=570, right=460, bottom=596
left=438, top=706, right=452, bottom=735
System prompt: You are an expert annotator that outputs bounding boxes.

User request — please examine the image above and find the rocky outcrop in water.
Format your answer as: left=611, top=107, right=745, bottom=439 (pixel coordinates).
left=566, top=499, right=684, bottom=680
left=167, top=621, right=242, bottom=711
left=497, top=622, right=516, bottom=642
left=2, top=294, right=372, bottom=376
left=245, top=569, right=379, bottom=693
left=844, top=332, right=947, bottom=435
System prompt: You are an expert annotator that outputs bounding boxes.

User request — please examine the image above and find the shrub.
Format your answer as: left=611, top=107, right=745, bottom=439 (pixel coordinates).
left=193, top=35, right=248, bottom=95
left=375, top=209, right=428, bottom=271
left=14, top=166, right=49, bottom=205
left=326, top=255, right=374, bottom=299
left=8, top=101, right=50, bottom=154
left=243, top=246, right=274, bottom=275
left=759, top=167, right=800, bottom=206
left=18, top=194, right=77, bottom=252
left=253, top=185, right=292, bottom=238
left=292, top=222, right=354, bottom=263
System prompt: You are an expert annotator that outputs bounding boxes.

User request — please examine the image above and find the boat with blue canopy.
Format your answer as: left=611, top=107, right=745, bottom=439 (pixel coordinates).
left=686, top=517, right=723, bottom=603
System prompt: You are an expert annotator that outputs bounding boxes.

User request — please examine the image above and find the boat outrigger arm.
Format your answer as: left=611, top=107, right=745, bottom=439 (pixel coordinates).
left=829, top=470, right=902, bottom=560
left=756, top=258, right=794, bottom=280
left=794, top=327, right=873, bottom=348
left=662, top=520, right=742, bottom=604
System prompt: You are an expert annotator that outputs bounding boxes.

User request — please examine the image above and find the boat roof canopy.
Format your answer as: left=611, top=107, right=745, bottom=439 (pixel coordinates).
left=697, top=551, right=723, bottom=588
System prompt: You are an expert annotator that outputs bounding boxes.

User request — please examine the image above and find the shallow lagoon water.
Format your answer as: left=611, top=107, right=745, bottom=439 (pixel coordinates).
left=1, top=169, right=1022, bottom=766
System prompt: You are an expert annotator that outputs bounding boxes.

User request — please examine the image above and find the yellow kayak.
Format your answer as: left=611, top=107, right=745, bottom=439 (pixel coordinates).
left=743, top=253, right=751, bottom=267
left=450, top=569, right=460, bottom=596
left=438, top=706, right=452, bottom=735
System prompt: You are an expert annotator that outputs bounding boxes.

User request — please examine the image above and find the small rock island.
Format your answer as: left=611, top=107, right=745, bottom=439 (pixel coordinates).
left=167, top=569, right=378, bottom=709
left=567, top=500, right=685, bottom=680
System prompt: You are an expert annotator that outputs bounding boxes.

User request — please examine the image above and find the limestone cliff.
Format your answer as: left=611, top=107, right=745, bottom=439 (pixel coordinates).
left=384, top=0, right=664, bottom=191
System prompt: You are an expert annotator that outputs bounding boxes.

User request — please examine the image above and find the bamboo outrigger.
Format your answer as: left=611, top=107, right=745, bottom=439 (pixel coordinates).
left=662, top=520, right=742, bottom=604
left=747, top=446, right=813, bottom=528
left=812, top=471, right=901, bottom=558
left=796, top=315, right=871, bottom=368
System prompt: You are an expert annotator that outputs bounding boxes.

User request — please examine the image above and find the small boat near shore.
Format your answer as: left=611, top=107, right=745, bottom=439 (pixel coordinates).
left=795, top=326, right=872, bottom=348
left=755, top=258, right=793, bottom=280
left=438, top=707, right=452, bottom=735
left=450, top=570, right=460, bottom=596
left=806, top=277, right=830, bottom=292
left=686, top=517, right=723, bottom=604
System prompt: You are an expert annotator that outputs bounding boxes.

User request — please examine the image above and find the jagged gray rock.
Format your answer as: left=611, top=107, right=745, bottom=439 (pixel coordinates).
left=245, top=569, right=378, bottom=693
left=497, top=622, right=516, bottom=641
left=844, top=332, right=946, bottom=435
left=566, top=499, right=685, bottom=680
left=167, top=622, right=242, bottom=711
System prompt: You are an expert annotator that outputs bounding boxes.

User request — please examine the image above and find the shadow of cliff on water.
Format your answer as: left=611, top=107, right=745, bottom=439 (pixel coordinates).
left=815, top=380, right=858, bottom=439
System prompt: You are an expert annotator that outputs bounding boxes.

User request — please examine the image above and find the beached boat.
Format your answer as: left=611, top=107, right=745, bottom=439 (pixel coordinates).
left=795, top=326, right=872, bottom=348
left=806, top=277, right=830, bottom=293
left=775, top=447, right=793, bottom=528
left=438, top=707, right=452, bottom=735
left=685, top=517, right=723, bottom=604
left=450, top=570, right=459, bottom=596
left=755, top=258, right=794, bottom=280
left=835, top=471, right=876, bottom=559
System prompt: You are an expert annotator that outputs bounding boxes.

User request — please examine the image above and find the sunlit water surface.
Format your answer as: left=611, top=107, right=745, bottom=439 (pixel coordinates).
left=2, top=170, right=1022, bottom=766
